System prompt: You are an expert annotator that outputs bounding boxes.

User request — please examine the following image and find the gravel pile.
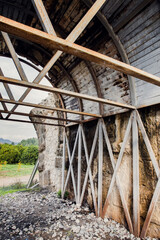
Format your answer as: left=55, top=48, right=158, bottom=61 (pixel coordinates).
left=0, top=189, right=157, bottom=240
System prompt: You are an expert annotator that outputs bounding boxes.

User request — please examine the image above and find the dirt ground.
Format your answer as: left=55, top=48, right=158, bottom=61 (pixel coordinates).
left=0, top=174, right=39, bottom=187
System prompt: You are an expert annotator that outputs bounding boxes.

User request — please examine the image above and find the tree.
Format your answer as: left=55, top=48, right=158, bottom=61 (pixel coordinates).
left=20, top=145, right=38, bottom=165
left=19, top=138, right=38, bottom=146
left=0, top=144, right=21, bottom=164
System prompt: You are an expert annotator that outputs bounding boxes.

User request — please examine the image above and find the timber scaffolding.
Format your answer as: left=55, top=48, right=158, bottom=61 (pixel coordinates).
left=0, top=0, right=159, bottom=238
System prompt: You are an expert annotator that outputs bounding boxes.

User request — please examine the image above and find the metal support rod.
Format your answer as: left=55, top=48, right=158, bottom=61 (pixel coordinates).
left=98, top=119, right=103, bottom=217
left=132, top=111, right=140, bottom=236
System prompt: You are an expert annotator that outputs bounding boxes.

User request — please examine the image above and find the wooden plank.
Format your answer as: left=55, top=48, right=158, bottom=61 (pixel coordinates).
left=132, top=111, right=140, bottom=236
left=0, top=118, right=65, bottom=127
left=0, top=93, right=8, bottom=111
left=136, top=111, right=160, bottom=178
left=1, top=32, right=28, bottom=82
left=0, top=68, right=15, bottom=100
left=77, top=125, right=82, bottom=204
left=0, top=77, right=136, bottom=109
left=140, top=177, right=160, bottom=238
left=0, top=109, right=81, bottom=123
left=101, top=120, right=133, bottom=233
left=28, top=0, right=107, bottom=92
left=27, top=159, right=39, bottom=189
left=64, top=135, right=77, bottom=201
left=0, top=17, right=160, bottom=86
left=81, top=124, right=98, bottom=216
left=61, top=130, right=66, bottom=196
left=0, top=98, right=101, bottom=118
left=80, top=121, right=99, bottom=211
left=63, top=128, right=79, bottom=202
left=102, top=113, right=133, bottom=217
left=98, top=120, right=103, bottom=217
left=31, top=0, right=56, bottom=36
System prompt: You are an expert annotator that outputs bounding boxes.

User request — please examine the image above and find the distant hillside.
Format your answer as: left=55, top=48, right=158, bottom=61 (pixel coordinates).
left=18, top=138, right=38, bottom=146
left=0, top=138, right=17, bottom=145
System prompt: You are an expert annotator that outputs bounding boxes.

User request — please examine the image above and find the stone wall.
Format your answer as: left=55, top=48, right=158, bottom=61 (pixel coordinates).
left=31, top=93, right=63, bottom=191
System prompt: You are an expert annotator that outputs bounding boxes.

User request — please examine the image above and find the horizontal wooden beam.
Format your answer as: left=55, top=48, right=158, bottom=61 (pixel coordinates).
left=0, top=109, right=80, bottom=123
left=0, top=98, right=101, bottom=118
left=0, top=16, right=159, bottom=86
left=0, top=118, right=65, bottom=127
left=0, top=77, right=135, bottom=110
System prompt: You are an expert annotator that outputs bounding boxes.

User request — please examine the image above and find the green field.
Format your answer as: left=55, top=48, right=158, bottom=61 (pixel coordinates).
left=0, top=164, right=35, bottom=177
left=0, top=164, right=36, bottom=196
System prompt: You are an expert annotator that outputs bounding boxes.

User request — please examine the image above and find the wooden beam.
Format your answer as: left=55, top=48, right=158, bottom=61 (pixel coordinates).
left=1, top=32, right=28, bottom=82
left=0, top=68, right=15, bottom=100
left=101, top=119, right=133, bottom=233
left=0, top=98, right=101, bottom=118
left=31, top=0, right=56, bottom=36
left=0, top=77, right=135, bottom=110
left=0, top=109, right=81, bottom=123
left=132, top=111, right=140, bottom=236
left=102, top=113, right=133, bottom=217
left=0, top=16, right=160, bottom=86
left=0, top=118, right=65, bottom=127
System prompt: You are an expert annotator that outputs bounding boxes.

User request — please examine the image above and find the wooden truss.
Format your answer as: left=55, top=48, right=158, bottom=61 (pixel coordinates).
left=61, top=110, right=160, bottom=237
left=0, top=0, right=159, bottom=238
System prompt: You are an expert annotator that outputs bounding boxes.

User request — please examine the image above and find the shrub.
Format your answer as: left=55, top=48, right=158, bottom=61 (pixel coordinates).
left=20, top=145, right=38, bottom=165
left=0, top=144, right=22, bottom=164
left=57, top=190, right=69, bottom=199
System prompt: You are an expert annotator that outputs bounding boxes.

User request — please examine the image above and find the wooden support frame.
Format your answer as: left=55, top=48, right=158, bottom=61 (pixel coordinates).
left=0, top=118, right=65, bottom=127
left=98, top=120, right=103, bottom=217
left=102, top=113, right=133, bottom=218
left=62, top=127, right=79, bottom=202
left=132, top=111, right=140, bottom=236
left=1, top=32, right=28, bottom=82
left=0, top=110, right=81, bottom=124
left=0, top=16, right=160, bottom=86
left=136, top=111, right=160, bottom=238
left=0, top=77, right=135, bottom=110
left=101, top=119, right=133, bottom=233
left=0, top=98, right=101, bottom=118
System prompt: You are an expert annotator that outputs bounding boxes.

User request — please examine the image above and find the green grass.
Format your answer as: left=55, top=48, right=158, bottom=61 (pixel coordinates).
left=0, top=164, right=35, bottom=177
left=0, top=182, right=27, bottom=196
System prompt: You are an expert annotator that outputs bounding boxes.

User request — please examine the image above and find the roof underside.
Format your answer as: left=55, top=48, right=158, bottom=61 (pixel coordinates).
left=0, top=0, right=159, bottom=122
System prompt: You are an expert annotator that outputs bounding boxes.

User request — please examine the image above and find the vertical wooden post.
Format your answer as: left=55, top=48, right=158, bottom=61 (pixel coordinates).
left=132, top=110, right=140, bottom=236
left=98, top=119, right=103, bottom=217
left=77, top=124, right=82, bottom=204
left=61, top=129, right=66, bottom=197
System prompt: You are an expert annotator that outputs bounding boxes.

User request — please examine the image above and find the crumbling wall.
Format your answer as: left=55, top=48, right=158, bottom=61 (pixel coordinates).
left=32, top=93, right=63, bottom=191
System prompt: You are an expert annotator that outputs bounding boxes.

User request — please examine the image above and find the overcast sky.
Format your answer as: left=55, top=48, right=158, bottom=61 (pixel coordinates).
left=0, top=57, right=52, bottom=143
